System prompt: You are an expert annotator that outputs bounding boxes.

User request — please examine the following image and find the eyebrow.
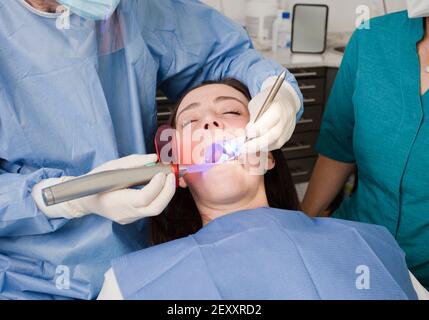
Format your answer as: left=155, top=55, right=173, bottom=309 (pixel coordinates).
left=176, top=96, right=247, bottom=120
left=176, top=102, right=201, bottom=120
left=214, top=96, right=247, bottom=107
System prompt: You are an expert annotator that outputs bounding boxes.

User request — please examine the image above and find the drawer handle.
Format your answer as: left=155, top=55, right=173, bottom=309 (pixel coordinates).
left=282, top=144, right=312, bottom=152
left=303, top=98, right=316, bottom=104
left=293, top=72, right=318, bottom=78
left=297, top=118, right=314, bottom=125
left=299, top=84, right=317, bottom=90
left=157, top=112, right=172, bottom=117
left=291, top=171, right=309, bottom=177
left=156, top=96, right=169, bottom=102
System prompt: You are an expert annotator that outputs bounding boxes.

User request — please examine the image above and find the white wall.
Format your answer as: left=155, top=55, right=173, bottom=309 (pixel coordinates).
left=202, top=0, right=407, bottom=32
left=385, top=0, right=407, bottom=13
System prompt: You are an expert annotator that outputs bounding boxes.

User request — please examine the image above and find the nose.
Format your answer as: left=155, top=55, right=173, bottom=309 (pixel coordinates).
left=203, top=120, right=223, bottom=130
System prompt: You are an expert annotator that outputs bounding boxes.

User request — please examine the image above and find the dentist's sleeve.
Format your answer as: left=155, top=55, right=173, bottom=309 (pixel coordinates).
left=140, top=0, right=303, bottom=119
left=316, top=30, right=359, bottom=163
left=0, top=166, right=68, bottom=237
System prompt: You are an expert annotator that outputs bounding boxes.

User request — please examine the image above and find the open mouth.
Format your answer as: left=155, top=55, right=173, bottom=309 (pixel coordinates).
left=204, top=139, right=243, bottom=164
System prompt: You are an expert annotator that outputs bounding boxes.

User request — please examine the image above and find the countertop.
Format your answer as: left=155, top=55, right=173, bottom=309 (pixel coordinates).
left=260, top=32, right=350, bottom=69
left=263, top=47, right=344, bottom=69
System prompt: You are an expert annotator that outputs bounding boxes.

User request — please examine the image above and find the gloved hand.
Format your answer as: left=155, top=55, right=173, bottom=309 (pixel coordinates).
left=241, top=76, right=302, bottom=154
left=31, top=154, right=176, bottom=225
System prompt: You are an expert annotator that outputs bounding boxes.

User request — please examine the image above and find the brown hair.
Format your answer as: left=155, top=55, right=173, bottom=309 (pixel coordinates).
left=150, top=79, right=299, bottom=245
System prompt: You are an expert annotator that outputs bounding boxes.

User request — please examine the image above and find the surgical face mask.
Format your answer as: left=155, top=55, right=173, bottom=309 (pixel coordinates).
left=406, top=0, right=429, bottom=18
left=58, top=0, right=120, bottom=20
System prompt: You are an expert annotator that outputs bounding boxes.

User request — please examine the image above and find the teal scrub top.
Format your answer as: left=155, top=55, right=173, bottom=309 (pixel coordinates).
left=317, top=11, right=429, bottom=289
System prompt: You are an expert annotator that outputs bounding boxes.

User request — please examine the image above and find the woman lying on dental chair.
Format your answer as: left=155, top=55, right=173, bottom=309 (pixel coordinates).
left=98, top=79, right=428, bottom=300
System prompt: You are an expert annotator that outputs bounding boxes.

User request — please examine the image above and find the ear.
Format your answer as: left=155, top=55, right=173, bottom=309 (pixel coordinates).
left=267, top=152, right=276, bottom=171
left=179, top=176, right=188, bottom=189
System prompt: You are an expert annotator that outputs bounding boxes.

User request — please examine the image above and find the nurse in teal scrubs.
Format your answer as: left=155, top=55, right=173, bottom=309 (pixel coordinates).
left=302, top=4, right=429, bottom=289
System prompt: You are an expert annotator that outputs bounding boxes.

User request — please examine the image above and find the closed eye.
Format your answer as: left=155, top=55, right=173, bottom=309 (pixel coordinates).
left=182, top=119, right=198, bottom=128
left=223, top=111, right=241, bottom=115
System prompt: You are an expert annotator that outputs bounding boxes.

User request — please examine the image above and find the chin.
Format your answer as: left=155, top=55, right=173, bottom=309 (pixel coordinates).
left=186, top=163, right=259, bottom=199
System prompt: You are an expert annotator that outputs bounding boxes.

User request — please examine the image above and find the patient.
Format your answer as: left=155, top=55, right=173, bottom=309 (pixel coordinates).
left=98, top=79, right=425, bottom=300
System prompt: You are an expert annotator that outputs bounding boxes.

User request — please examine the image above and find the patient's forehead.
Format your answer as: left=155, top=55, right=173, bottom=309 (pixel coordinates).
left=178, top=84, right=249, bottom=112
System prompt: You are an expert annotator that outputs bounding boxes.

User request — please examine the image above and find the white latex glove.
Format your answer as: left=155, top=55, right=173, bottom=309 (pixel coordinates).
left=242, top=76, right=302, bottom=154
left=31, top=154, right=176, bottom=225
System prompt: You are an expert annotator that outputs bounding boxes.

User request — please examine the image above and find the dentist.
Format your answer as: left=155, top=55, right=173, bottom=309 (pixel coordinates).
left=0, top=0, right=302, bottom=299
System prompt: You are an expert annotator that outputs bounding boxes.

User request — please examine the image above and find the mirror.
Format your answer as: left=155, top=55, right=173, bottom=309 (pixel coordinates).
left=291, top=4, right=329, bottom=54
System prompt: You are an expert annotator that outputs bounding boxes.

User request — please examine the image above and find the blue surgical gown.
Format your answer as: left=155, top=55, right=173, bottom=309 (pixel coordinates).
left=0, top=0, right=302, bottom=299
left=317, top=11, right=429, bottom=289
left=111, top=208, right=417, bottom=300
